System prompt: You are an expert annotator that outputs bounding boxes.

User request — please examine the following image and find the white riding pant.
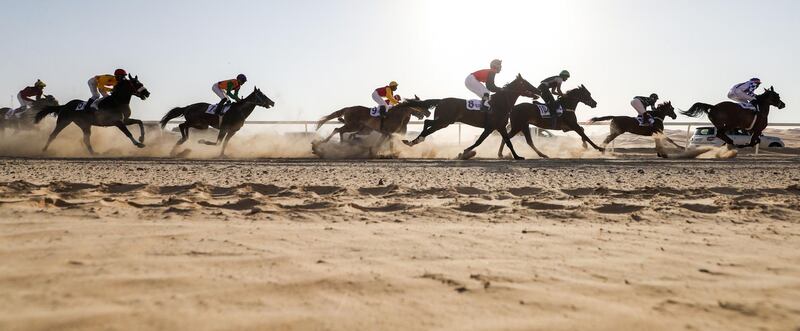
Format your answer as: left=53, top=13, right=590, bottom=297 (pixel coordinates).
left=212, top=84, right=228, bottom=101
left=631, top=99, right=646, bottom=115
left=87, top=77, right=108, bottom=99
left=372, top=91, right=388, bottom=107
left=727, top=90, right=753, bottom=104
left=465, top=74, right=490, bottom=98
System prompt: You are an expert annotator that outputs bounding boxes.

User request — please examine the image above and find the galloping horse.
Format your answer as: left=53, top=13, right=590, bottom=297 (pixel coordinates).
left=0, top=96, right=59, bottom=135
left=590, top=101, right=683, bottom=157
left=404, top=74, right=538, bottom=160
left=498, top=85, right=602, bottom=159
left=315, top=97, right=439, bottom=143
left=160, top=87, right=275, bottom=157
left=681, top=87, right=785, bottom=148
left=35, top=75, right=150, bottom=154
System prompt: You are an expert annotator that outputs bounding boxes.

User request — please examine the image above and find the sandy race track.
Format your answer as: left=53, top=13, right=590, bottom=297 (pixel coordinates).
left=1, top=156, right=799, bottom=331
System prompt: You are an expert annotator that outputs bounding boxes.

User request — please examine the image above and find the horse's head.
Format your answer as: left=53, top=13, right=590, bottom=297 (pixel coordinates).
left=760, top=86, right=785, bottom=110
left=401, top=95, right=433, bottom=119
left=249, top=87, right=275, bottom=109
left=504, top=74, right=539, bottom=98
left=128, top=74, right=151, bottom=100
left=34, top=95, right=59, bottom=108
left=564, top=85, right=597, bottom=108
left=656, top=101, right=677, bottom=119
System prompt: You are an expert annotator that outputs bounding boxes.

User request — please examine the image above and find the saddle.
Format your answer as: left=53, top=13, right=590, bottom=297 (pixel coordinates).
left=466, top=99, right=489, bottom=111
left=370, top=105, right=393, bottom=118
left=636, top=115, right=655, bottom=126
left=76, top=98, right=100, bottom=111
left=738, top=102, right=758, bottom=112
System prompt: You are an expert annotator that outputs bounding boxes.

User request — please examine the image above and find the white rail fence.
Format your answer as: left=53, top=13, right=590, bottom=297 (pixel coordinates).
left=152, top=120, right=800, bottom=144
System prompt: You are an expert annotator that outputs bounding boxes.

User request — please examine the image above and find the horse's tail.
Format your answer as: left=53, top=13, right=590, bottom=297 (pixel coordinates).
left=681, top=103, right=714, bottom=118
left=34, top=106, right=61, bottom=124
left=589, top=116, right=615, bottom=123
left=160, top=107, right=186, bottom=128
left=317, top=108, right=347, bottom=131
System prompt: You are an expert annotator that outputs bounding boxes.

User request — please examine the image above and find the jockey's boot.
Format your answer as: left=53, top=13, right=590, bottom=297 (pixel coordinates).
left=548, top=103, right=559, bottom=128
left=750, top=100, right=760, bottom=113
left=480, top=93, right=491, bottom=112
left=214, top=99, right=228, bottom=116
left=379, top=105, right=388, bottom=118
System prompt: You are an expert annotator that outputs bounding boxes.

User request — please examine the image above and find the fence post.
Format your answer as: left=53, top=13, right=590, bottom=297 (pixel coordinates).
left=304, top=123, right=308, bottom=133
left=685, top=125, right=692, bottom=147
left=458, top=123, right=461, bottom=146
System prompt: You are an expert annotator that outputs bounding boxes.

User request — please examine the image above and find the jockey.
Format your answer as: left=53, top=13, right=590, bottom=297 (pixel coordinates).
left=7, top=80, right=46, bottom=119
left=87, top=69, right=126, bottom=100
left=372, top=81, right=400, bottom=112
left=728, top=78, right=761, bottom=111
left=632, top=93, right=659, bottom=125
left=465, top=59, right=502, bottom=112
left=538, top=70, right=570, bottom=126
left=213, top=74, right=247, bottom=116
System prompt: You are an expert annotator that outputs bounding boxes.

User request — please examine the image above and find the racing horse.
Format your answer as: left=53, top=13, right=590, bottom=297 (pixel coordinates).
left=35, top=75, right=150, bottom=154
left=160, top=87, right=275, bottom=157
left=498, top=85, right=602, bottom=159
left=404, top=74, right=538, bottom=160
left=0, top=95, right=59, bottom=135
left=681, top=87, right=785, bottom=149
left=590, top=101, right=684, bottom=157
left=314, top=96, right=439, bottom=143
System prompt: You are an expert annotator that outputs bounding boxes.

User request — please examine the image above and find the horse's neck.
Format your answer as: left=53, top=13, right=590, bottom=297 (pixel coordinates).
left=495, top=91, right=520, bottom=113
left=238, top=101, right=257, bottom=118
left=109, top=89, right=132, bottom=105
left=559, top=95, right=579, bottom=110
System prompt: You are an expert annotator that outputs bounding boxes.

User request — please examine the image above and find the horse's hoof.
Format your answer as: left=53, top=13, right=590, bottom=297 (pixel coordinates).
left=402, top=140, right=413, bottom=146
left=136, top=143, right=146, bottom=148
left=458, top=150, right=477, bottom=160
left=514, top=156, right=525, bottom=161
left=138, top=137, right=145, bottom=143
left=539, top=155, right=550, bottom=159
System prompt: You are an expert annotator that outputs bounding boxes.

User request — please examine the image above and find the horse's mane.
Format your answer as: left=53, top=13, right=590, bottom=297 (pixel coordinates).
left=656, top=101, right=672, bottom=108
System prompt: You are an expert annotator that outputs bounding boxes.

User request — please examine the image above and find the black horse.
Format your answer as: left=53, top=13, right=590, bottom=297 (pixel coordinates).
left=35, top=75, right=151, bottom=154
left=159, top=87, right=275, bottom=157
left=591, top=101, right=684, bottom=157
left=681, top=87, right=786, bottom=149
left=403, top=74, right=539, bottom=160
left=0, top=96, right=59, bottom=135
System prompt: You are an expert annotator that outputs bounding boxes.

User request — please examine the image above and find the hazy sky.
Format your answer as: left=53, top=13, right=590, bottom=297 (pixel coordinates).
left=1, top=0, right=797, bottom=122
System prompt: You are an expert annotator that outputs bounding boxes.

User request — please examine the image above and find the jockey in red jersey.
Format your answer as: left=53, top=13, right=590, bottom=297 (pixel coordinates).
left=465, top=59, right=502, bottom=112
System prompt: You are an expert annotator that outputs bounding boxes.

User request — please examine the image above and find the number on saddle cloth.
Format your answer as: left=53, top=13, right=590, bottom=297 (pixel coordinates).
left=370, top=107, right=382, bottom=117
left=206, top=103, right=232, bottom=115
left=535, top=102, right=563, bottom=118
left=466, top=99, right=485, bottom=111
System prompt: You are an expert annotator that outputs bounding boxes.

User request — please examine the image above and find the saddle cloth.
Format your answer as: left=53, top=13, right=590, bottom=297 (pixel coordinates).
left=206, top=104, right=232, bottom=115
left=534, top=102, right=563, bottom=118
left=370, top=105, right=395, bottom=117
left=76, top=98, right=102, bottom=111
left=466, top=99, right=487, bottom=111
left=636, top=115, right=655, bottom=126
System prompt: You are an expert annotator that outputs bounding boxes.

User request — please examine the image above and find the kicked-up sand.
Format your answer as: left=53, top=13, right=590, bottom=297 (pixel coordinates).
left=0, top=156, right=799, bottom=331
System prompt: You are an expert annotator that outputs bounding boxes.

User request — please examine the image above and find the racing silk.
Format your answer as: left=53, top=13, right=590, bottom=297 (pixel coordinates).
left=732, top=81, right=758, bottom=98
left=217, top=79, right=242, bottom=101
left=95, top=75, right=118, bottom=93
left=19, top=86, right=43, bottom=101
left=541, top=76, right=564, bottom=89
left=375, top=86, right=399, bottom=105
left=634, top=96, right=658, bottom=110
left=471, top=69, right=501, bottom=93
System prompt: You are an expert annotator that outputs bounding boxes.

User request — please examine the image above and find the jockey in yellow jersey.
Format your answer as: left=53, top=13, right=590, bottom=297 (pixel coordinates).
left=213, top=74, right=247, bottom=116
left=372, top=81, right=400, bottom=108
left=87, top=69, right=127, bottom=100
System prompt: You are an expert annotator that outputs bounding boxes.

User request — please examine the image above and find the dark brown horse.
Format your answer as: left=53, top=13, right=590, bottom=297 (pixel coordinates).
left=0, top=96, right=59, bottom=135
left=159, top=87, right=275, bottom=157
left=315, top=97, right=439, bottom=144
left=590, top=101, right=683, bottom=157
left=35, top=75, right=150, bottom=154
left=497, top=85, right=601, bottom=159
left=404, top=74, right=538, bottom=160
left=681, top=87, right=785, bottom=148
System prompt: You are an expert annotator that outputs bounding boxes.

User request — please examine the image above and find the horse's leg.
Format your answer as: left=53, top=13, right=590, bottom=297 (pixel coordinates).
left=498, top=127, right=525, bottom=160
left=116, top=124, right=145, bottom=148
left=176, top=123, right=190, bottom=145
left=124, top=118, right=145, bottom=143
left=569, top=123, right=605, bottom=152
left=220, top=130, right=237, bottom=157
left=663, top=136, right=685, bottom=150
left=715, top=129, right=736, bottom=149
left=42, top=118, right=71, bottom=152
left=200, top=129, right=226, bottom=146
left=80, top=125, right=95, bottom=155
left=521, top=126, right=548, bottom=158
left=462, top=127, right=493, bottom=158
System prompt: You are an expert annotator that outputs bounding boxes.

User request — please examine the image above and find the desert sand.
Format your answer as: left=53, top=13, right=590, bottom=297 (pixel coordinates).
left=1, top=154, right=799, bottom=331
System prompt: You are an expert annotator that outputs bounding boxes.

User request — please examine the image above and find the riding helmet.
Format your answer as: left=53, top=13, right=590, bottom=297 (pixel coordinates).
left=237, top=74, right=247, bottom=83
left=560, top=70, right=571, bottom=78
left=114, top=69, right=127, bottom=76
left=490, top=59, right=502, bottom=69
left=650, top=93, right=659, bottom=100
left=389, top=81, right=399, bottom=87
left=34, top=80, right=46, bottom=88
left=750, top=77, right=761, bottom=84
